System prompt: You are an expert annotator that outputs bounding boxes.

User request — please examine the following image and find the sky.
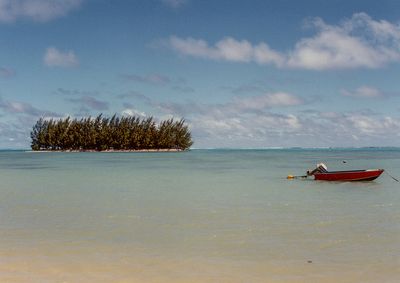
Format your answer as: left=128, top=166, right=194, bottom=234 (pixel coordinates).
left=1, top=0, right=400, bottom=148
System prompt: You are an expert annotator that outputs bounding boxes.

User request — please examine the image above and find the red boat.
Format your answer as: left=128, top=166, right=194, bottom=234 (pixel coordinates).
left=313, top=169, right=384, bottom=181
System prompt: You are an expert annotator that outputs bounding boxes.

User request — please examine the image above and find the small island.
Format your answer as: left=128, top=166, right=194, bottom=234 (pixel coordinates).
left=30, top=114, right=193, bottom=151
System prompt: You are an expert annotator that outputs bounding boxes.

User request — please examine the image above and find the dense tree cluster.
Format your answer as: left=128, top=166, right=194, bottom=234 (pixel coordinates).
left=30, top=114, right=193, bottom=151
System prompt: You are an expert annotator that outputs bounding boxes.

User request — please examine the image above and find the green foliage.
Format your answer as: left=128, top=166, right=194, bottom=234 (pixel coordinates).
left=30, top=114, right=193, bottom=151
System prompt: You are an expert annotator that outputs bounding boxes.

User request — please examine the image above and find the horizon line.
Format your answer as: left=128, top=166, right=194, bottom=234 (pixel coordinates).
left=3, top=146, right=400, bottom=151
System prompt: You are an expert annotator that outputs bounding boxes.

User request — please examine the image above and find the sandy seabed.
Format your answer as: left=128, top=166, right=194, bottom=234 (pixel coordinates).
left=1, top=247, right=398, bottom=283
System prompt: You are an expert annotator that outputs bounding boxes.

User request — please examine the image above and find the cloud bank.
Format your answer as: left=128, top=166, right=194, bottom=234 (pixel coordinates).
left=167, top=13, right=400, bottom=70
left=125, top=91, right=400, bottom=147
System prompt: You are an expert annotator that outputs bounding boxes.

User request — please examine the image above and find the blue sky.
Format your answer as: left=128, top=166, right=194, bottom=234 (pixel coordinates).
left=1, top=0, right=400, bottom=148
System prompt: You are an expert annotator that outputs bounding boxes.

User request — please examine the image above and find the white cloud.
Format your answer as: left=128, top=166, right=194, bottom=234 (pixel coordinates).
left=287, top=28, right=383, bottom=69
left=161, top=0, right=187, bottom=9
left=122, top=108, right=146, bottom=118
left=344, top=13, right=400, bottom=45
left=0, top=0, right=82, bottom=23
left=169, top=37, right=217, bottom=59
left=346, top=114, right=400, bottom=135
left=44, top=47, right=79, bottom=68
left=167, top=13, right=400, bottom=70
left=253, top=43, right=285, bottom=66
left=169, top=36, right=285, bottom=66
left=286, top=13, right=400, bottom=69
left=341, top=86, right=383, bottom=98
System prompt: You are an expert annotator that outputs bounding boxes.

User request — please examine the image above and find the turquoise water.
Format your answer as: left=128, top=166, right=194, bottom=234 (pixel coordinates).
left=0, top=149, right=399, bottom=282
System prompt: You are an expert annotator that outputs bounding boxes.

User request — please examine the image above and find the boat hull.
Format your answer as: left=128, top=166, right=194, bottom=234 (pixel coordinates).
left=313, top=169, right=384, bottom=181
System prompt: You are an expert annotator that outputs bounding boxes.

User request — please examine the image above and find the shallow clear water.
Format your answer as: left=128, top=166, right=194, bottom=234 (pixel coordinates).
left=0, top=149, right=399, bottom=282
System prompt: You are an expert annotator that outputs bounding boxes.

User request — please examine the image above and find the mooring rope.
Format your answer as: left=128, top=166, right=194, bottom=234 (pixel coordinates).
left=385, top=171, right=399, bottom=182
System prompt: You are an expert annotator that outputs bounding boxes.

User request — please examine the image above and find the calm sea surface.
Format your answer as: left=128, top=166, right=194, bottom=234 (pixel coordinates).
left=0, top=149, right=399, bottom=282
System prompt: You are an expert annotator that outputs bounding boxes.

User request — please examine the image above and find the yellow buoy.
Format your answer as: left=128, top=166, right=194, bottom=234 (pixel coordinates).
left=287, top=175, right=294, bottom=179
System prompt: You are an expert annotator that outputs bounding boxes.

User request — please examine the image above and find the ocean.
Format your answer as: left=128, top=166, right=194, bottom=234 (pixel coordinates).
left=0, top=149, right=399, bottom=282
